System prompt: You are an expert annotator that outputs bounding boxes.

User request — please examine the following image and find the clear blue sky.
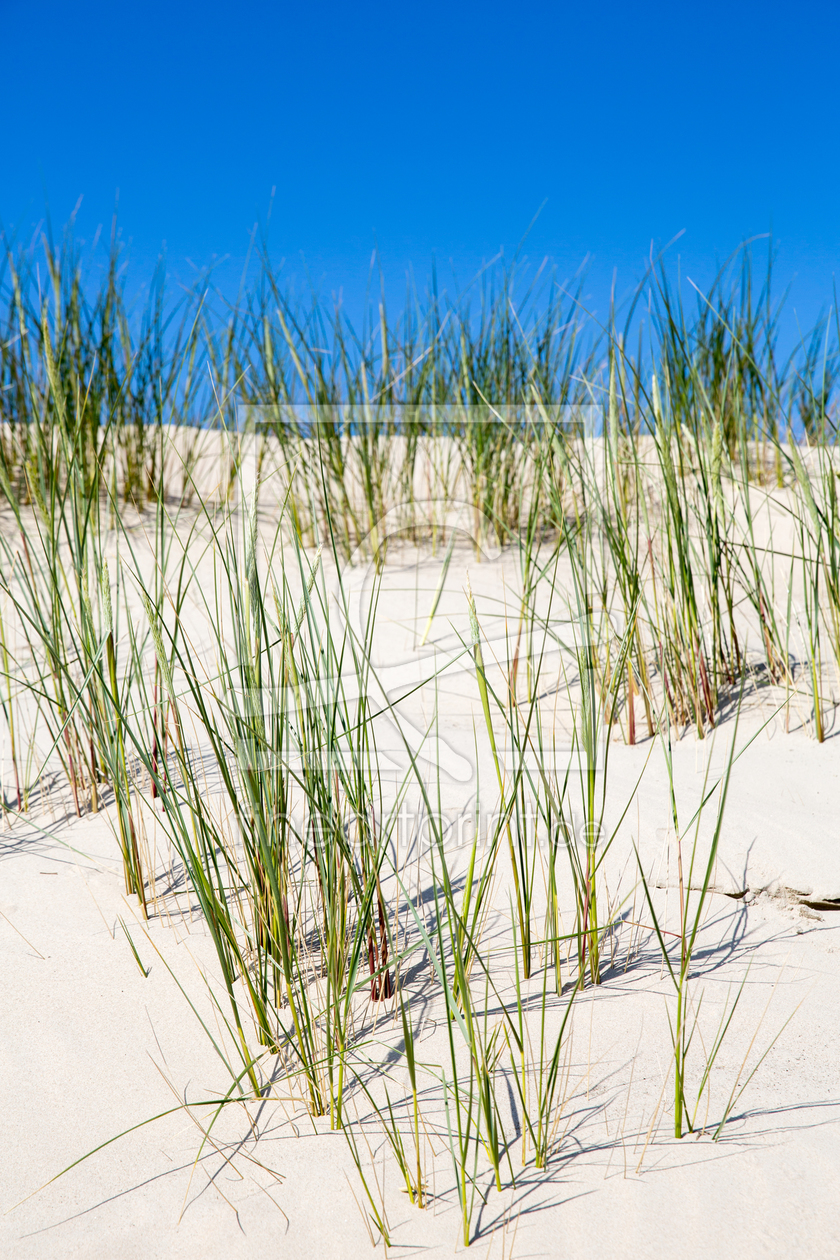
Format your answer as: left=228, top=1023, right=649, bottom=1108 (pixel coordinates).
left=2, top=0, right=839, bottom=326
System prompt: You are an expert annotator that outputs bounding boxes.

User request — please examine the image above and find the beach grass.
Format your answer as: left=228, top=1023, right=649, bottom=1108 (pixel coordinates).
left=0, top=222, right=835, bottom=1245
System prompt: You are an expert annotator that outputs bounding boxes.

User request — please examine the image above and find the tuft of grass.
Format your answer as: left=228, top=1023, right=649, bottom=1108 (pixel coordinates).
left=2, top=220, right=831, bottom=1248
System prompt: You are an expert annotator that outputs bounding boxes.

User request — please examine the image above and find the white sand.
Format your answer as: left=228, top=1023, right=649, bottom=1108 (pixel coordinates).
left=2, top=521, right=840, bottom=1259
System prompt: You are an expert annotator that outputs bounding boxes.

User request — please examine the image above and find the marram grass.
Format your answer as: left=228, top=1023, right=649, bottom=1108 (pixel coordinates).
left=0, top=223, right=833, bottom=1246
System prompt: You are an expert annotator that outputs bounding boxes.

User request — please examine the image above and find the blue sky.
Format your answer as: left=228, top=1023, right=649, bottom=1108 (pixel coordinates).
left=2, top=0, right=839, bottom=328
